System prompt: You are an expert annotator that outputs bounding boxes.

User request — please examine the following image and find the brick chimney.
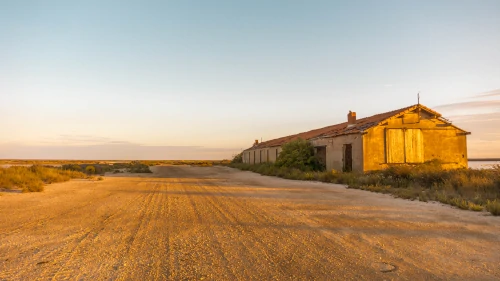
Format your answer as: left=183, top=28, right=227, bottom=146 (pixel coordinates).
left=347, top=111, right=356, bottom=125
left=254, top=139, right=259, bottom=146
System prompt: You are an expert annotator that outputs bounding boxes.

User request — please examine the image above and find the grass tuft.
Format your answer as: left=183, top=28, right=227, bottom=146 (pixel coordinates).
left=486, top=200, right=500, bottom=216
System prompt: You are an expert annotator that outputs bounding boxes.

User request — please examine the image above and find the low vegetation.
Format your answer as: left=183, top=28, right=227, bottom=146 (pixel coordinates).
left=126, top=162, right=152, bottom=173
left=275, top=138, right=324, bottom=171
left=229, top=139, right=500, bottom=216
left=141, top=160, right=231, bottom=166
left=486, top=200, right=500, bottom=216
left=62, top=161, right=152, bottom=175
left=1, top=159, right=230, bottom=167
left=230, top=162, right=500, bottom=215
left=0, top=166, right=87, bottom=192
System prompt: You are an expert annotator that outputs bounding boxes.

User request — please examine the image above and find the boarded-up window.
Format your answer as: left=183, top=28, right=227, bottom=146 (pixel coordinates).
left=386, top=129, right=405, bottom=163
left=386, top=129, right=424, bottom=163
left=405, top=129, right=424, bottom=163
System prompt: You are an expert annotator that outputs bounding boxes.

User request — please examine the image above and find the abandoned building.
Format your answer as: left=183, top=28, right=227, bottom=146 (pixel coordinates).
left=242, top=104, right=469, bottom=172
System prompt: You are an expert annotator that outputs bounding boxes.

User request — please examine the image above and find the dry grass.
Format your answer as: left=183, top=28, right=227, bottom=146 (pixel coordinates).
left=229, top=162, right=500, bottom=216
left=0, top=166, right=87, bottom=192
left=486, top=200, right=500, bottom=216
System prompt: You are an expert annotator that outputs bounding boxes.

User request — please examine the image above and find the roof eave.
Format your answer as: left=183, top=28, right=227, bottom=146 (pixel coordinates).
left=311, top=131, right=364, bottom=140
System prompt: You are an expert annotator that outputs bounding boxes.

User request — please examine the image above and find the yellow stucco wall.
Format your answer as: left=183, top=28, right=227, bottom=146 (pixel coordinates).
left=363, top=113, right=468, bottom=171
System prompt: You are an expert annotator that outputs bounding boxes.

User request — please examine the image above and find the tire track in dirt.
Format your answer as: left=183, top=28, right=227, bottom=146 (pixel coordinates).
left=190, top=181, right=291, bottom=279
left=32, top=181, right=157, bottom=281
left=198, top=180, right=357, bottom=278
left=162, top=179, right=193, bottom=279
left=112, top=182, right=162, bottom=280
left=137, top=181, right=171, bottom=280
left=0, top=190, right=143, bottom=281
left=164, top=178, right=210, bottom=280
left=182, top=180, right=238, bottom=280
left=0, top=192, right=114, bottom=237
left=152, top=182, right=170, bottom=280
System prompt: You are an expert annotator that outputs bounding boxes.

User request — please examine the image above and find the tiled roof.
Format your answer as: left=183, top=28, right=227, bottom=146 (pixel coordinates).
left=244, top=104, right=446, bottom=151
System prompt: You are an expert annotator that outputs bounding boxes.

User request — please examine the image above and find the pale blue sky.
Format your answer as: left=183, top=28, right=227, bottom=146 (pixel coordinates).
left=1, top=0, right=499, bottom=159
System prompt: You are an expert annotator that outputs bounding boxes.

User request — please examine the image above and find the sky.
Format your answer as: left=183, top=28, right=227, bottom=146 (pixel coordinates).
left=1, top=0, right=499, bottom=159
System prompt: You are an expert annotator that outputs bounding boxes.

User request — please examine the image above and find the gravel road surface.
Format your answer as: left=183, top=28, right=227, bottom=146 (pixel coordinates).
left=0, top=165, right=499, bottom=280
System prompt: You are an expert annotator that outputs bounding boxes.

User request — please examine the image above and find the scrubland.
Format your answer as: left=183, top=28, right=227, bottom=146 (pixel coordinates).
left=230, top=139, right=500, bottom=215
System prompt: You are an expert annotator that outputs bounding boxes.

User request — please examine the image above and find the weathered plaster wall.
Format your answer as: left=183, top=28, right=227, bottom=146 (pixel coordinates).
left=311, top=134, right=363, bottom=172
left=245, top=146, right=282, bottom=164
left=267, top=146, right=281, bottom=163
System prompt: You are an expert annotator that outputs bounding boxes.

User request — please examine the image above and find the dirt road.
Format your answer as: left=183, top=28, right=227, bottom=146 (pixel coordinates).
left=0, top=166, right=499, bottom=280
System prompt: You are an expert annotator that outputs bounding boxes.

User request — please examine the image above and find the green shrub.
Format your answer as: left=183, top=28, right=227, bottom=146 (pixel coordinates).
left=231, top=153, right=243, bottom=164
left=127, top=163, right=152, bottom=173
left=275, top=138, right=324, bottom=171
left=85, top=166, right=96, bottom=175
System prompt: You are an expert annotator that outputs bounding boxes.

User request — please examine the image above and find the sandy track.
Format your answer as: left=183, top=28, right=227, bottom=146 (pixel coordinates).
left=0, top=166, right=499, bottom=280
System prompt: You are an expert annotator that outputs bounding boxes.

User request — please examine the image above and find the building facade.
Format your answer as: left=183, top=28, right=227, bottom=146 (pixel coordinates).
left=242, top=104, right=469, bottom=172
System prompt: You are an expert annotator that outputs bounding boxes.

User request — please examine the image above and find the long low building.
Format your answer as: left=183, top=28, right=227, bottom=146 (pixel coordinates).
left=242, top=104, right=470, bottom=172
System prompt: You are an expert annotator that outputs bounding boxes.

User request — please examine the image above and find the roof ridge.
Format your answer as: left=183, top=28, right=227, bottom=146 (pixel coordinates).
left=245, top=104, right=445, bottom=151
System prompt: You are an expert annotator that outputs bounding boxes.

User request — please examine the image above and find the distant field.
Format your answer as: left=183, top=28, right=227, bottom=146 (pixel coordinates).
left=0, top=159, right=230, bottom=167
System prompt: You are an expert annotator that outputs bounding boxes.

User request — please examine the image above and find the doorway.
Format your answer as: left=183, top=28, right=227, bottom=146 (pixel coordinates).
left=343, top=144, right=353, bottom=172
left=315, top=146, right=327, bottom=169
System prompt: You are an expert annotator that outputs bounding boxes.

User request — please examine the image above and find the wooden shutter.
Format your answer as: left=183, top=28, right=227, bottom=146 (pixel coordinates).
left=405, top=129, right=424, bottom=163
left=386, top=129, right=405, bottom=163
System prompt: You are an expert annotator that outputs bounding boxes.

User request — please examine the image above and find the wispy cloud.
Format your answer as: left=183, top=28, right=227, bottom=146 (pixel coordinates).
left=434, top=100, right=500, bottom=111
left=475, top=89, right=500, bottom=98
left=436, top=91, right=500, bottom=158
left=40, top=134, right=139, bottom=146
left=0, top=143, right=240, bottom=160
left=448, top=112, right=500, bottom=123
